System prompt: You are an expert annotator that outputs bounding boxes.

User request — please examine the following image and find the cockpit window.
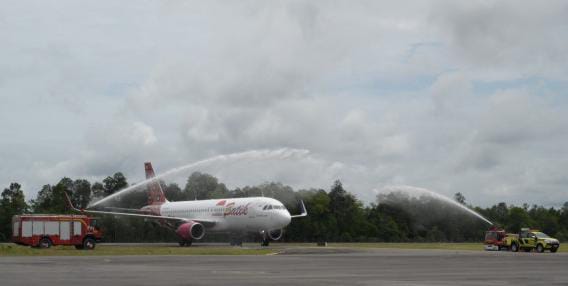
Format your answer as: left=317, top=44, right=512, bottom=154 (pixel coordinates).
left=263, top=204, right=286, bottom=210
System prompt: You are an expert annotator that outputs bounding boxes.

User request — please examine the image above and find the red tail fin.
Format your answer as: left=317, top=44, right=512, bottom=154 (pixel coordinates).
left=144, top=162, right=167, bottom=205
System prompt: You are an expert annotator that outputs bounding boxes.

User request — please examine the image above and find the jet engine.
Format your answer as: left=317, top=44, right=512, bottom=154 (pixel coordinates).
left=267, top=229, right=283, bottom=240
left=176, top=221, right=205, bottom=240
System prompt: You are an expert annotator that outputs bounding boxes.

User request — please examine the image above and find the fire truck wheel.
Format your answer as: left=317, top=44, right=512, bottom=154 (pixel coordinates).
left=536, top=244, right=544, bottom=253
left=83, top=237, right=96, bottom=250
left=511, top=243, right=519, bottom=252
left=38, top=238, right=52, bottom=249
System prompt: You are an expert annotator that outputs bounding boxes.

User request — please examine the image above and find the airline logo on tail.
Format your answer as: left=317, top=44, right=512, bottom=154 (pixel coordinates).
left=144, top=162, right=167, bottom=206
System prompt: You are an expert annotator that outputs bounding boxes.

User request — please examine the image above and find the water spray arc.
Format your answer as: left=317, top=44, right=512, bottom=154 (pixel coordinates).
left=88, top=148, right=310, bottom=208
left=378, top=185, right=493, bottom=225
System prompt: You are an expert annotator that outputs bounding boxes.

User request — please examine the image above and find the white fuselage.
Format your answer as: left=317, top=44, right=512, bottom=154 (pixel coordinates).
left=159, top=197, right=292, bottom=233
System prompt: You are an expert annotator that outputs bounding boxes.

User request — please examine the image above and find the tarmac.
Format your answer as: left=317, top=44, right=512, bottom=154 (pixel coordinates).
left=1, top=247, right=567, bottom=286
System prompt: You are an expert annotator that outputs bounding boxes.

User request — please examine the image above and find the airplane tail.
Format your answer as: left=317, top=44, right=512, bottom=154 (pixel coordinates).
left=144, top=162, right=168, bottom=205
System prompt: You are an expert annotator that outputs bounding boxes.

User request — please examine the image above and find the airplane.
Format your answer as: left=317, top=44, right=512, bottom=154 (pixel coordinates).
left=66, top=162, right=307, bottom=246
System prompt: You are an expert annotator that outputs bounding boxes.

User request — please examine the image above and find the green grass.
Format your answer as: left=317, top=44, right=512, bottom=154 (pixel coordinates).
left=265, top=242, right=484, bottom=251
left=329, top=242, right=566, bottom=252
left=331, top=242, right=485, bottom=251
left=0, top=244, right=275, bottom=256
left=1, top=242, right=564, bottom=256
left=269, top=242, right=566, bottom=252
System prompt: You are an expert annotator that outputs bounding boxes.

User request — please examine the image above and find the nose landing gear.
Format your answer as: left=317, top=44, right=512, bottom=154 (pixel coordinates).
left=259, top=230, right=270, bottom=247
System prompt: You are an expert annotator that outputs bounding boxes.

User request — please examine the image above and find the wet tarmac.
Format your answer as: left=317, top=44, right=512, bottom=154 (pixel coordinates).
left=1, top=247, right=566, bottom=285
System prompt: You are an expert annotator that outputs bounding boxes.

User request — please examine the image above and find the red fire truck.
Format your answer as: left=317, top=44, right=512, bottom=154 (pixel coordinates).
left=484, top=226, right=508, bottom=251
left=12, top=214, right=103, bottom=250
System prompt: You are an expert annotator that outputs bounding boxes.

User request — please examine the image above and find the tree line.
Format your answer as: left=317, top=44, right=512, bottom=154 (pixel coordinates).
left=1, top=172, right=567, bottom=242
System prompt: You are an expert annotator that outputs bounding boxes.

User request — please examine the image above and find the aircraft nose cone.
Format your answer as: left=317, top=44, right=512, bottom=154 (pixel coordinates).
left=281, top=210, right=291, bottom=227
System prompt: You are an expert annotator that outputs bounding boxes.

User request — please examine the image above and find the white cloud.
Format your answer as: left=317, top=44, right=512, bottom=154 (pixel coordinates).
left=132, top=122, right=157, bottom=146
left=1, top=1, right=567, bottom=207
left=430, top=0, right=568, bottom=79
left=430, top=72, right=473, bottom=112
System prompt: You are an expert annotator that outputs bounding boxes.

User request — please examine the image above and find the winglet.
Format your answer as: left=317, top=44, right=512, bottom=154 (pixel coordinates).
left=291, top=200, right=308, bottom=218
left=64, top=191, right=83, bottom=213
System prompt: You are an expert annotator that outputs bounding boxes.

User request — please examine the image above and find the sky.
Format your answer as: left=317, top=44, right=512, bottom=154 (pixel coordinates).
left=1, top=0, right=567, bottom=207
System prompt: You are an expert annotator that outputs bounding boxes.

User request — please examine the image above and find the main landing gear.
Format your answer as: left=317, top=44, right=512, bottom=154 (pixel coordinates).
left=230, top=237, right=243, bottom=247
left=179, top=240, right=192, bottom=247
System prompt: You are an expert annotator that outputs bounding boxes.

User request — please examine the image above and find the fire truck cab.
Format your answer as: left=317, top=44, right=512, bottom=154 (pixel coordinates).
left=484, top=227, right=508, bottom=251
left=12, top=214, right=103, bottom=250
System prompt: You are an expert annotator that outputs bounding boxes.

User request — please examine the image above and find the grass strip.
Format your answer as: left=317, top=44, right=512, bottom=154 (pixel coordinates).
left=0, top=244, right=274, bottom=256
left=330, top=242, right=566, bottom=252
left=1, top=242, right=563, bottom=256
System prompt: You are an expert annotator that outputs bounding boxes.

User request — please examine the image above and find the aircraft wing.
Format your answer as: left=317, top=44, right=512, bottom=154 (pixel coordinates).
left=78, top=208, right=218, bottom=227
left=64, top=192, right=217, bottom=227
left=290, top=200, right=308, bottom=218
left=100, top=206, right=150, bottom=214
